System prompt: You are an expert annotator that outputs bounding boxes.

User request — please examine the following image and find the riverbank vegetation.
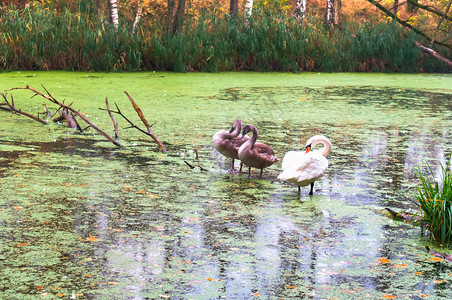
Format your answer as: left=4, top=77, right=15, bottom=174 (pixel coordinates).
left=417, top=158, right=452, bottom=246
left=0, top=1, right=451, bottom=72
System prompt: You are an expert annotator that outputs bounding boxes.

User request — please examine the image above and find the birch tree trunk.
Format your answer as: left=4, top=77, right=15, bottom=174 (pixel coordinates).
left=132, top=0, right=144, bottom=34
left=325, top=0, right=334, bottom=28
left=294, top=0, right=307, bottom=22
left=108, top=0, right=119, bottom=31
left=325, top=0, right=341, bottom=28
left=244, top=0, right=254, bottom=28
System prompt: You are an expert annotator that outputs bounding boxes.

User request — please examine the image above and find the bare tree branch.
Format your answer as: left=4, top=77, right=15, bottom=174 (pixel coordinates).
left=415, top=41, right=452, bottom=67
left=7, top=85, right=122, bottom=147
left=124, top=91, right=167, bottom=152
left=0, top=92, right=48, bottom=124
left=105, top=97, right=119, bottom=140
left=366, top=0, right=452, bottom=50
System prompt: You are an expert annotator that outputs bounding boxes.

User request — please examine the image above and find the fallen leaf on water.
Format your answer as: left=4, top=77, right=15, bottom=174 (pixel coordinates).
left=377, top=257, right=391, bottom=264
left=429, top=257, right=442, bottom=262
left=287, top=285, right=297, bottom=289
left=86, top=235, right=98, bottom=242
left=382, top=294, right=397, bottom=299
left=108, top=282, right=119, bottom=285
left=252, top=293, right=260, bottom=296
left=57, top=293, right=64, bottom=297
left=206, top=277, right=212, bottom=281
left=16, top=243, right=29, bottom=247
left=136, top=191, right=147, bottom=194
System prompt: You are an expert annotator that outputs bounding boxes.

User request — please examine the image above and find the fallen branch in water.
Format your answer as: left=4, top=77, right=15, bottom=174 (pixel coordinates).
left=7, top=85, right=122, bottom=147
left=105, top=97, right=119, bottom=140
left=0, top=92, right=48, bottom=124
left=124, top=91, right=166, bottom=152
left=99, top=92, right=166, bottom=152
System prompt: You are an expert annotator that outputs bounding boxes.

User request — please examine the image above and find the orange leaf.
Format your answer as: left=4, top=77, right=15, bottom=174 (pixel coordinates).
left=108, top=282, right=119, bottom=285
left=136, top=191, right=147, bottom=194
left=377, top=257, right=391, bottom=264
left=57, top=293, right=64, bottom=297
left=16, top=242, right=29, bottom=247
left=252, top=293, right=261, bottom=296
left=37, top=285, right=42, bottom=290
left=430, top=257, right=442, bottom=262
left=86, top=235, right=98, bottom=242
left=287, top=285, right=297, bottom=289
left=206, top=277, right=212, bottom=281
left=382, top=294, right=397, bottom=299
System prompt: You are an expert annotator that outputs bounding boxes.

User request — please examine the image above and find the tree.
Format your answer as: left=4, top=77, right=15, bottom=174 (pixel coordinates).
left=230, top=0, right=238, bottom=16
left=325, top=0, right=341, bottom=28
left=294, top=0, right=307, bottom=22
left=244, top=0, right=254, bottom=27
left=132, top=0, right=145, bottom=34
left=108, top=0, right=119, bottom=31
left=167, top=0, right=186, bottom=33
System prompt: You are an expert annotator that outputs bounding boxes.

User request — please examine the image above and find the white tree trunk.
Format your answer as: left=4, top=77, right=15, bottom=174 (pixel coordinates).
left=325, top=0, right=334, bottom=28
left=108, top=0, right=119, bottom=31
left=132, top=0, right=144, bottom=34
left=295, top=0, right=307, bottom=22
left=244, top=0, right=253, bottom=27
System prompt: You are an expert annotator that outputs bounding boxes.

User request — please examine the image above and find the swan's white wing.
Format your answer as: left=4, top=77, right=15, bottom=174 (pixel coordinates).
left=281, top=151, right=308, bottom=170
left=278, top=152, right=328, bottom=186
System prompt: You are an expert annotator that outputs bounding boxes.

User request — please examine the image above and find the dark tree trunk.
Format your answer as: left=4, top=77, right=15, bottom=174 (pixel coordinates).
left=230, top=0, right=238, bottom=16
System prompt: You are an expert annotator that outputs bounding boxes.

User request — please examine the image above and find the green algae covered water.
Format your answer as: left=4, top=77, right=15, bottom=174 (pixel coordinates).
left=1, top=71, right=452, bottom=299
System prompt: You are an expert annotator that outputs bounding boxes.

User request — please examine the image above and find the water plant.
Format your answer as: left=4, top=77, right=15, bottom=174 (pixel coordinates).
left=416, top=156, right=452, bottom=246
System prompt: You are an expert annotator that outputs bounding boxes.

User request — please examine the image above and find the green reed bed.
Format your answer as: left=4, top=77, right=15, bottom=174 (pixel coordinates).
left=416, top=157, right=452, bottom=246
left=1, top=5, right=450, bottom=72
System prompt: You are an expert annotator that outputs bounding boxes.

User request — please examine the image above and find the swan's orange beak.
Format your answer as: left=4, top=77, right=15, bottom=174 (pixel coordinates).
left=305, top=144, right=311, bottom=153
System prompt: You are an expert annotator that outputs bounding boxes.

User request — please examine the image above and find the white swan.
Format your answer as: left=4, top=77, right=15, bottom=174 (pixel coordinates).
left=277, top=135, right=331, bottom=195
left=238, top=124, right=279, bottom=178
left=212, top=119, right=249, bottom=173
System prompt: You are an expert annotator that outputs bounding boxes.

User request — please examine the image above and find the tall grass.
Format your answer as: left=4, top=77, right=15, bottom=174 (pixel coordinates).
left=1, top=4, right=450, bottom=72
left=416, top=157, right=452, bottom=246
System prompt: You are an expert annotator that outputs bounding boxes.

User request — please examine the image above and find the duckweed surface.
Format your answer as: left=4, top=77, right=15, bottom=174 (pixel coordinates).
left=1, top=72, right=452, bottom=299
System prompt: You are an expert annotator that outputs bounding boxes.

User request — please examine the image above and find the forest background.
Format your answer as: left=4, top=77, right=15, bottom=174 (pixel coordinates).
left=0, top=0, right=451, bottom=73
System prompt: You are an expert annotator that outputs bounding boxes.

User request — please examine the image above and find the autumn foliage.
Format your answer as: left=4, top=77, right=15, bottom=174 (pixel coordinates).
left=0, top=0, right=451, bottom=72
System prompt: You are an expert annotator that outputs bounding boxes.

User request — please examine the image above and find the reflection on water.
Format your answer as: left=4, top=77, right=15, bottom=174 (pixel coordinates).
left=1, top=83, right=451, bottom=299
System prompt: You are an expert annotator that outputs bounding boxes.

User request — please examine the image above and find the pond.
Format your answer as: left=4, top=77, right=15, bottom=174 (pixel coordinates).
left=0, top=71, right=452, bottom=299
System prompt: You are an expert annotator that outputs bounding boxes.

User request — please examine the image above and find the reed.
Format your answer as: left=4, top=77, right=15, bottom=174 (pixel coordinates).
left=1, top=4, right=450, bottom=72
left=416, top=157, right=452, bottom=246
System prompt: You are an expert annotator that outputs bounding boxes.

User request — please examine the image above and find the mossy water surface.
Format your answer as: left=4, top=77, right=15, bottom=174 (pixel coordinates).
left=1, top=72, right=452, bottom=299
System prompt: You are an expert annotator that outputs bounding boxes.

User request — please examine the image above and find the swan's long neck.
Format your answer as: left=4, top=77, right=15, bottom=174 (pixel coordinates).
left=229, top=120, right=242, bottom=138
left=307, top=135, right=331, bottom=157
left=242, top=125, right=257, bottom=149
left=249, top=127, right=257, bottom=149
